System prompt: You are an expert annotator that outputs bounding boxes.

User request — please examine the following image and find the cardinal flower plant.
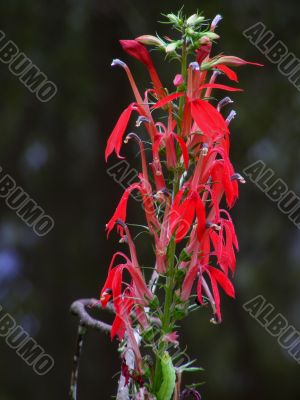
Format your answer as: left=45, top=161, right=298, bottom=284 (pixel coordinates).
left=100, top=10, right=261, bottom=400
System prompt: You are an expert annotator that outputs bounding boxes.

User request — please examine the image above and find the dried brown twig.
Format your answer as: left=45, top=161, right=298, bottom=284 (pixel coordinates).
left=69, top=298, right=112, bottom=400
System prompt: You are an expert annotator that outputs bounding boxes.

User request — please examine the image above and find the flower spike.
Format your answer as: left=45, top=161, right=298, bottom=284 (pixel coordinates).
left=101, top=10, right=262, bottom=398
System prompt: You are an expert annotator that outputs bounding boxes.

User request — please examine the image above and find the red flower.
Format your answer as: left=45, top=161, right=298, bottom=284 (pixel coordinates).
left=205, top=266, right=235, bottom=322
left=169, top=188, right=206, bottom=243
left=120, top=39, right=165, bottom=98
left=151, top=82, right=240, bottom=140
left=181, top=263, right=235, bottom=322
left=190, top=99, right=229, bottom=138
left=196, top=42, right=212, bottom=65
left=105, top=103, right=138, bottom=161
left=102, top=15, right=261, bottom=362
left=100, top=252, right=152, bottom=340
left=106, top=175, right=159, bottom=237
left=120, top=39, right=153, bottom=67
left=215, top=64, right=238, bottom=82
left=214, top=55, right=263, bottom=67
left=106, top=182, right=141, bottom=236
left=210, top=158, right=238, bottom=209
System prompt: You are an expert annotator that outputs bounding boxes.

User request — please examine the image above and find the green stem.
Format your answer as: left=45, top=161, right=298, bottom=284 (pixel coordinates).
left=162, top=169, right=180, bottom=331
left=152, top=29, right=187, bottom=396
left=152, top=172, right=179, bottom=394
left=162, top=237, right=176, bottom=331
left=178, top=35, right=187, bottom=128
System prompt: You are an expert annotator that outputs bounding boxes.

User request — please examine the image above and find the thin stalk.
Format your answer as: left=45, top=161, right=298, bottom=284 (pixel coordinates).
left=152, top=172, right=180, bottom=394
left=152, top=29, right=187, bottom=396
left=178, top=34, right=188, bottom=128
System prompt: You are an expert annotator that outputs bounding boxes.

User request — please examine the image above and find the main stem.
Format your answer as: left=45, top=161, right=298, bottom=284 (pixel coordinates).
left=152, top=32, right=187, bottom=395
left=162, top=173, right=180, bottom=332
left=162, top=27, right=187, bottom=336
left=152, top=174, right=179, bottom=394
left=178, top=34, right=187, bottom=127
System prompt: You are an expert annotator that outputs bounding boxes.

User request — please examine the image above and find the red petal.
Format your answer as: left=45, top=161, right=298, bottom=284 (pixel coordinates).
left=195, top=43, right=212, bottom=64
left=112, top=267, right=124, bottom=308
left=105, top=104, right=136, bottom=161
left=126, top=263, right=153, bottom=302
left=111, top=314, right=125, bottom=340
left=196, top=196, right=206, bottom=241
left=200, top=83, right=243, bottom=92
left=151, top=92, right=184, bottom=109
left=216, top=64, right=238, bottom=82
left=181, top=264, right=199, bottom=301
left=170, top=192, right=196, bottom=243
left=150, top=162, right=166, bottom=191
left=197, top=273, right=203, bottom=304
left=181, top=101, right=192, bottom=137
left=173, top=134, right=189, bottom=170
left=216, top=56, right=264, bottom=67
left=174, top=199, right=196, bottom=242
left=170, top=189, right=184, bottom=213
left=206, top=269, right=221, bottom=321
left=120, top=40, right=153, bottom=67
left=106, top=183, right=140, bottom=236
left=120, top=40, right=165, bottom=99
left=190, top=99, right=229, bottom=137
left=210, top=230, right=223, bottom=265
left=209, top=267, right=235, bottom=298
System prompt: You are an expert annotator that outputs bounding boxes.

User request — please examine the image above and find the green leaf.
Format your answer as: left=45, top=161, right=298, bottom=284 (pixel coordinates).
left=149, top=295, right=160, bottom=310
left=178, top=249, right=192, bottom=262
left=173, top=304, right=188, bottom=320
left=157, top=352, right=176, bottom=400
left=180, top=367, right=204, bottom=372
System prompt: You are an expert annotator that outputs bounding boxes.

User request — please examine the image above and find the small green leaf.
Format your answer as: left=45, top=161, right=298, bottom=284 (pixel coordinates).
left=181, top=367, right=204, bottom=372
left=142, top=327, right=156, bottom=342
left=178, top=249, right=191, bottom=262
left=173, top=304, right=188, bottom=320
left=149, top=295, right=159, bottom=309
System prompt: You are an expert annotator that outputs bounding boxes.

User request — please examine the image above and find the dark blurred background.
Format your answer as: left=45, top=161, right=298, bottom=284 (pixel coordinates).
left=0, top=0, right=299, bottom=399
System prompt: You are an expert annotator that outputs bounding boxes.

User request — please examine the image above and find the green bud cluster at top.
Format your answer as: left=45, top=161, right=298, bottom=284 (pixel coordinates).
left=152, top=10, right=219, bottom=60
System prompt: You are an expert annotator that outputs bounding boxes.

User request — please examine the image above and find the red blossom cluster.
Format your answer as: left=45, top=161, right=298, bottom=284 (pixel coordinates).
left=99, top=13, right=261, bottom=377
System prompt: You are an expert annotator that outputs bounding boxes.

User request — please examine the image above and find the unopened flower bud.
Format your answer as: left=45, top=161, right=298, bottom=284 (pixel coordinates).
left=185, top=27, right=195, bottom=36
left=165, top=42, right=178, bottom=53
left=173, top=74, right=184, bottom=87
left=136, top=35, right=164, bottom=47
left=199, top=36, right=211, bottom=45
left=167, top=13, right=181, bottom=25
left=162, top=331, right=179, bottom=346
left=212, top=56, right=263, bottom=67
left=186, top=14, right=205, bottom=26
left=201, top=32, right=220, bottom=40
